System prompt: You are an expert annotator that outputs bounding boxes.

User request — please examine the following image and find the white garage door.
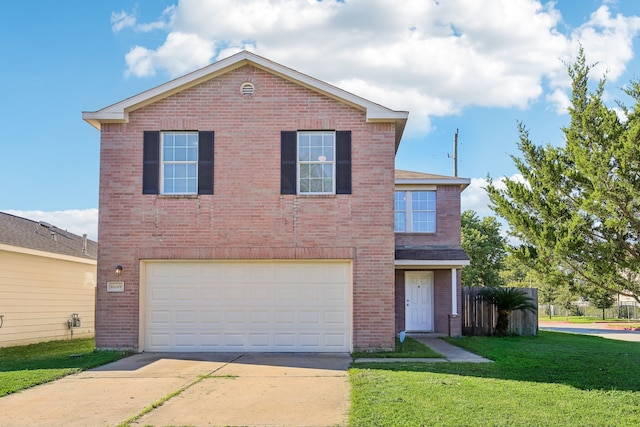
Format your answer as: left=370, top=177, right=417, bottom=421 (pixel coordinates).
left=143, top=260, right=352, bottom=352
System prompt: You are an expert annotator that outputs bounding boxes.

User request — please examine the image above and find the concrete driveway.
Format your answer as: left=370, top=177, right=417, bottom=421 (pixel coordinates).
left=0, top=352, right=351, bottom=427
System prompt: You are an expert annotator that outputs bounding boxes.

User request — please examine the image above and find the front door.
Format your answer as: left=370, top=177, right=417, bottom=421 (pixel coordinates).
left=405, top=271, right=434, bottom=331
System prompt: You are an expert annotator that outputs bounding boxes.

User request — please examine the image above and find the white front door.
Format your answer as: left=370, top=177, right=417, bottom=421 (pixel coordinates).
left=405, top=271, right=434, bottom=331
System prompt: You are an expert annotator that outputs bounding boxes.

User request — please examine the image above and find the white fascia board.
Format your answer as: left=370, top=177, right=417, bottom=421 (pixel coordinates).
left=83, top=51, right=409, bottom=131
left=394, top=259, right=470, bottom=269
left=396, top=178, right=470, bottom=190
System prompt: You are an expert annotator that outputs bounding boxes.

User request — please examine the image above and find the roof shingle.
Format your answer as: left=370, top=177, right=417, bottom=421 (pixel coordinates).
left=0, top=212, right=97, bottom=260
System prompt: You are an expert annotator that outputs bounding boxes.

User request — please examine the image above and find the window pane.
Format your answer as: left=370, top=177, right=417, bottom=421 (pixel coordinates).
left=300, top=164, right=310, bottom=179
left=299, top=144, right=310, bottom=162
left=164, top=164, right=174, bottom=179
left=174, top=164, right=186, bottom=177
left=187, top=179, right=197, bottom=193
left=310, top=179, right=322, bottom=192
left=187, top=164, right=197, bottom=178
left=175, top=178, right=187, bottom=193
left=395, top=192, right=406, bottom=210
left=395, top=212, right=406, bottom=232
left=310, top=145, right=323, bottom=161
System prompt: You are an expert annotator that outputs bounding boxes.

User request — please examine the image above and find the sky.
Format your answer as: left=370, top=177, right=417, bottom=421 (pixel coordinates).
left=2, top=0, right=640, bottom=241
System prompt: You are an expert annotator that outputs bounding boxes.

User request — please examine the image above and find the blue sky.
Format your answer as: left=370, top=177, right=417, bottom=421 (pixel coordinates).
left=2, top=0, right=640, bottom=240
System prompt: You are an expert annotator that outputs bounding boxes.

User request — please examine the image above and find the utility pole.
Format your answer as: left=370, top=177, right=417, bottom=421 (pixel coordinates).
left=448, top=128, right=459, bottom=177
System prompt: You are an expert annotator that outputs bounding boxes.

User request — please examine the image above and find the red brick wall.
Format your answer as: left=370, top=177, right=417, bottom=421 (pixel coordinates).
left=395, top=185, right=462, bottom=246
left=394, top=269, right=462, bottom=336
left=95, top=65, right=396, bottom=350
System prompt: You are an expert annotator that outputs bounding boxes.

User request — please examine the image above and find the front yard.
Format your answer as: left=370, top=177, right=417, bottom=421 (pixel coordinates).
left=0, top=338, right=130, bottom=397
left=350, top=331, right=640, bottom=426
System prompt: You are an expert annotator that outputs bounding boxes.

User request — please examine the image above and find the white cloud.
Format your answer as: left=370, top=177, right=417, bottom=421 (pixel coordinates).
left=4, top=209, right=99, bottom=241
left=546, top=88, right=571, bottom=114
left=461, top=174, right=525, bottom=217
left=111, top=11, right=136, bottom=33
left=111, top=6, right=175, bottom=34
left=115, top=0, right=640, bottom=137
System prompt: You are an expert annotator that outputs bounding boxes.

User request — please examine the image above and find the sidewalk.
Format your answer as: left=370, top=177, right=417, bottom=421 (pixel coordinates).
left=354, top=336, right=492, bottom=363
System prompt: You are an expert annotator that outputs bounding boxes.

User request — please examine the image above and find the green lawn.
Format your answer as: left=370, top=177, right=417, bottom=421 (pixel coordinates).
left=0, top=338, right=131, bottom=397
left=352, top=337, right=442, bottom=359
left=350, top=331, right=640, bottom=426
left=542, top=315, right=639, bottom=324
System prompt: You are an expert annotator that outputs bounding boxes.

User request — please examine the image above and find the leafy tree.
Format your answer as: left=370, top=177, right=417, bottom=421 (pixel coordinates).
left=461, top=210, right=507, bottom=287
left=500, top=254, right=533, bottom=287
left=477, top=287, right=537, bottom=336
left=487, top=48, right=640, bottom=303
left=582, top=287, right=616, bottom=320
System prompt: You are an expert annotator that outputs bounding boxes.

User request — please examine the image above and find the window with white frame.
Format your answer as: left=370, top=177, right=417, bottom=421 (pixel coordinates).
left=394, top=190, right=436, bottom=232
left=297, top=131, right=335, bottom=194
left=161, top=132, right=198, bottom=194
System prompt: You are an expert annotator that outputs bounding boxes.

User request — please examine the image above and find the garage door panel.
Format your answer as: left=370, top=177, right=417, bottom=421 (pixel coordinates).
left=144, top=261, right=351, bottom=352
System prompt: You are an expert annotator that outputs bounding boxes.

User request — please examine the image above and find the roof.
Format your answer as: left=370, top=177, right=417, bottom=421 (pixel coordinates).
left=395, top=245, right=469, bottom=261
left=395, top=169, right=470, bottom=189
left=0, top=211, right=97, bottom=260
left=83, top=50, right=409, bottom=150
left=395, top=245, right=470, bottom=268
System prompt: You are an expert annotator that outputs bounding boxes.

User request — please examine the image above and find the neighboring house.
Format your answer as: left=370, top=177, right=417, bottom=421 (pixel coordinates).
left=0, top=212, right=97, bottom=347
left=83, top=51, right=468, bottom=353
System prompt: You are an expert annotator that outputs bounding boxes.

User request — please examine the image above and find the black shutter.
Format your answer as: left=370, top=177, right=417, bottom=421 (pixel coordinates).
left=198, top=131, right=214, bottom=195
left=142, top=131, right=160, bottom=194
left=281, top=131, right=297, bottom=194
left=336, top=131, right=352, bottom=194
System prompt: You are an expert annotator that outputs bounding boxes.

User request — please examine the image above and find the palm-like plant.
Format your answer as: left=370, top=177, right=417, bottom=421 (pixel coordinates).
left=478, top=287, right=537, bottom=336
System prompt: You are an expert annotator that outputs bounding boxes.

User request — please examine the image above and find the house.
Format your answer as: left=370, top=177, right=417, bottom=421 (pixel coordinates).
left=394, top=170, right=470, bottom=336
left=0, top=212, right=97, bottom=347
left=83, top=51, right=468, bottom=352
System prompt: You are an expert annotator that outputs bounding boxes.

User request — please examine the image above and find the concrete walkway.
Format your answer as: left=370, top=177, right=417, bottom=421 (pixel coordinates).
left=354, top=336, right=492, bottom=363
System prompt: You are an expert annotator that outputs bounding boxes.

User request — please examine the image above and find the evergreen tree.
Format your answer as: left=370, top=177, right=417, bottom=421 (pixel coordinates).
left=487, top=49, right=640, bottom=302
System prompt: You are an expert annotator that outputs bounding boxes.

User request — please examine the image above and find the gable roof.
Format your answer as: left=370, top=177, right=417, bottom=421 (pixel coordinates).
left=395, top=169, right=470, bottom=189
left=83, top=50, right=409, bottom=149
left=0, top=212, right=97, bottom=261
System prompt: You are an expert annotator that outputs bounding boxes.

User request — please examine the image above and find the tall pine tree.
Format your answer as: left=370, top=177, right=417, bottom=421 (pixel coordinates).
left=487, top=49, right=640, bottom=302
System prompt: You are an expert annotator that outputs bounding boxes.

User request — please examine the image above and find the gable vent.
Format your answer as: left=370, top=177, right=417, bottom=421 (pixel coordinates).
left=240, top=82, right=255, bottom=95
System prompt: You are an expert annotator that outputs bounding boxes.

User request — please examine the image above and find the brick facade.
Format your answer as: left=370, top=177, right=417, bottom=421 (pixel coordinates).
left=394, top=183, right=465, bottom=337
left=394, top=185, right=462, bottom=247
left=95, top=65, right=396, bottom=350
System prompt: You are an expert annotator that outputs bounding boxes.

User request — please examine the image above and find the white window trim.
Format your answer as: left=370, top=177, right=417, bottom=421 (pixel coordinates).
left=297, top=131, right=336, bottom=195
left=395, top=190, right=436, bottom=233
left=160, top=131, right=199, bottom=195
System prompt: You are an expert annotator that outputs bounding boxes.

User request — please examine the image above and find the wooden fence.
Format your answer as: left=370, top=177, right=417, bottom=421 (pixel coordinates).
left=462, top=287, right=539, bottom=336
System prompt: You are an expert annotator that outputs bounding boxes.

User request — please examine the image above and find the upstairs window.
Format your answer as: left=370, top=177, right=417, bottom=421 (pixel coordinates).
left=161, top=132, right=198, bottom=194
left=298, top=131, right=335, bottom=194
left=281, top=130, right=351, bottom=195
left=142, top=131, right=214, bottom=195
left=394, top=190, right=436, bottom=232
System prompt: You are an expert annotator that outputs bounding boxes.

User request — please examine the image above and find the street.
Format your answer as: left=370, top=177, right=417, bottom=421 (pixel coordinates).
left=539, top=321, right=640, bottom=342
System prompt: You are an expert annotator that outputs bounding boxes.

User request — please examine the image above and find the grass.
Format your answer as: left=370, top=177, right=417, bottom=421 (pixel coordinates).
left=350, top=331, right=640, bottom=426
left=0, top=338, right=131, bottom=397
left=351, top=337, right=442, bottom=359
left=541, top=315, right=639, bottom=324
